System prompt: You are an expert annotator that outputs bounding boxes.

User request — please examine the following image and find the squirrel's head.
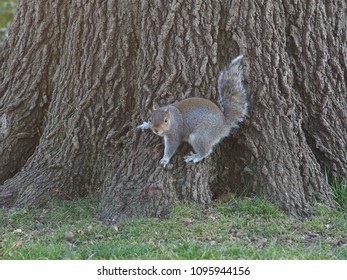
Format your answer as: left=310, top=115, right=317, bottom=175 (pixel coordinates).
left=149, top=107, right=170, bottom=136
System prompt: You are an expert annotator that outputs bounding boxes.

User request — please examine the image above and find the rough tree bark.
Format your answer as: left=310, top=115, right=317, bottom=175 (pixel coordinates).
left=0, top=0, right=346, bottom=223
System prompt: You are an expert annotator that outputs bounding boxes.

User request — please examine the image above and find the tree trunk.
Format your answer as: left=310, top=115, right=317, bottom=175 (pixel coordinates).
left=236, top=0, right=347, bottom=217
left=0, top=0, right=346, bottom=223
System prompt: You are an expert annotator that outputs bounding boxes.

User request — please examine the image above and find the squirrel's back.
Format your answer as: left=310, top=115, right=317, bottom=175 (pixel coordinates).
left=172, top=97, right=227, bottom=137
left=173, top=97, right=223, bottom=118
left=172, top=55, right=246, bottom=136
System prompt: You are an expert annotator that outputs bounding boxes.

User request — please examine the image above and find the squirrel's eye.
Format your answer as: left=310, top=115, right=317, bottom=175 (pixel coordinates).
left=148, top=119, right=152, bottom=123
left=164, top=119, right=168, bottom=123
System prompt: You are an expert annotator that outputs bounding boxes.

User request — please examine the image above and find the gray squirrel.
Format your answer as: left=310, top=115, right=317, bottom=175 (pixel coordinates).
left=137, top=55, right=247, bottom=167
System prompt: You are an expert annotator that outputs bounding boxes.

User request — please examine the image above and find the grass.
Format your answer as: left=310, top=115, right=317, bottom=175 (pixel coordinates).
left=331, top=178, right=347, bottom=209
left=0, top=0, right=17, bottom=44
left=0, top=192, right=346, bottom=260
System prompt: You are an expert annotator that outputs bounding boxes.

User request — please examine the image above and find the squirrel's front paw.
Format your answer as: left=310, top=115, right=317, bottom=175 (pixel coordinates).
left=160, top=158, right=170, bottom=168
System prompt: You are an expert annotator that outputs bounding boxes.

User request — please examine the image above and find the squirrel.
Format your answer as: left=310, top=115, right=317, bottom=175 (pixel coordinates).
left=137, top=55, right=247, bottom=167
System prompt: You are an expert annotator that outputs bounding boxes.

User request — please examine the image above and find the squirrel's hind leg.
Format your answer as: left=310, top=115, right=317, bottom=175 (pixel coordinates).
left=184, top=152, right=207, bottom=163
left=184, top=133, right=214, bottom=163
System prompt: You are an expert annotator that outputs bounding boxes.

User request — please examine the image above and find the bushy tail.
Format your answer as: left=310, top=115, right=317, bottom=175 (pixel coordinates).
left=217, top=55, right=247, bottom=128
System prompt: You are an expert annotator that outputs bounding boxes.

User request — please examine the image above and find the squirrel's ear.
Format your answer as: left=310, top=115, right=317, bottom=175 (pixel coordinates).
left=152, top=103, right=158, bottom=112
left=164, top=107, right=170, bottom=116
